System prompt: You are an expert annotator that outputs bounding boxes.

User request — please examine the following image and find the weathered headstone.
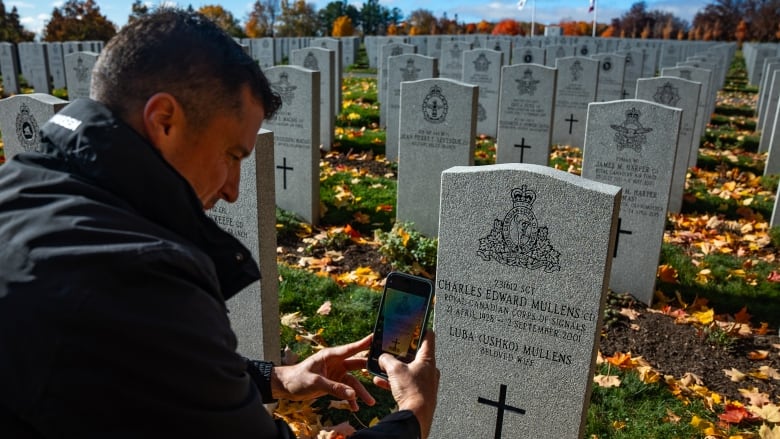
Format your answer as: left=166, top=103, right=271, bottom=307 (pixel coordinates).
left=496, top=64, right=557, bottom=166
left=397, top=78, right=477, bottom=237
left=291, top=47, right=335, bottom=151
left=511, top=46, right=545, bottom=66
left=616, top=49, right=644, bottom=99
left=385, top=53, right=437, bottom=162
left=263, top=66, right=320, bottom=225
left=462, top=49, right=503, bottom=138
left=431, top=163, right=620, bottom=439
left=552, top=57, right=598, bottom=148
left=636, top=76, right=701, bottom=214
left=206, top=129, right=280, bottom=363
left=0, top=42, right=20, bottom=96
left=251, top=38, right=275, bottom=69
left=46, top=42, right=66, bottom=90
left=0, top=93, right=68, bottom=160
left=662, top=65, right=712, bottom=165
left=64, top=52, right=99, bottom=100
left=17, top=42, right=51, bottom=94
left=756, top=58, right=780, bottom=130
left=439, top=41, right=472, bottom=80
left=763, top=102, right=780, bottom=177
left=545, top=45, right=574, bottom=67
left=582, top=99, right=682, bottom=304
left=378, top=43, right=415, bottom=127
left=591, top=53, right=626, bottom=102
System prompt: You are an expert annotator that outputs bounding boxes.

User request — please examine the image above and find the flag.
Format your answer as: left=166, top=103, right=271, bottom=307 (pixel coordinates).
left=517, top=0, right=527, bottom=11
left=589, top=0, right=595, bottom=12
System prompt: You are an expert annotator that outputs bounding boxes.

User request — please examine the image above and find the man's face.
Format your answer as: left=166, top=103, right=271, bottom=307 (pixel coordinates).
left=167, top=85, right=265, bottom=210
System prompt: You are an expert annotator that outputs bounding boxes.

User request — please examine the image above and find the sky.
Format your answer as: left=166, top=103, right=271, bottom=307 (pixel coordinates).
left=12, top=0, right=712, bottom=40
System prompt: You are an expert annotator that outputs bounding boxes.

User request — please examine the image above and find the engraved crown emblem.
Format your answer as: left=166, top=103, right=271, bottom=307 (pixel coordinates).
left=511, top=185, right=536, bottom=208
left=625, top=107, right=640, bottom=124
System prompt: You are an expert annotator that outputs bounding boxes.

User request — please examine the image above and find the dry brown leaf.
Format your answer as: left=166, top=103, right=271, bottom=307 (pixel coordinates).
left=739, top=387, right=771, bottom=407
left=619, top=308, right=641, bottom=320
left=749, top=350, right=770, bottom=360
left=593, top=374, right=621, bottom=388
left=749, top=403, right=780, bottom=423
left=723, top=368, right=746, bottom=382
left=316, top=301, right=332, bottom=316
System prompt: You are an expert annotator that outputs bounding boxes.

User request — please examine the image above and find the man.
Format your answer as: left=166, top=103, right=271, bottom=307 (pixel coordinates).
left=0, top=9, right=439, bottom=438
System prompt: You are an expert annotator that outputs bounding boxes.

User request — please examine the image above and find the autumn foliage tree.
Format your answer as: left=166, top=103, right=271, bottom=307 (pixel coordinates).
left=245, top=0, right=273, bottom=37
left=491, top=19, right=521, bottom=36
left=407, top=9, right=437, bottom=35
left=276, top=0, right=318, bottom=37
left=199, top=5, right=245, bottom=37
left=0, top=0, right=34, bottom=43
left=43, top=0, right=116, bottom=42
left=332, top=15, right=354, bottom=36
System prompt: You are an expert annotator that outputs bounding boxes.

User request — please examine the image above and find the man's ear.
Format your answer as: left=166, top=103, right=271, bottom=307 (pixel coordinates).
left=142, top=92, right=185, bottom=154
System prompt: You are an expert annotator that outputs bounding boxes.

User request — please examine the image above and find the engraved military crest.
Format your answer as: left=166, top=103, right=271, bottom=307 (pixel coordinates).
left=74, top=57, right=89, bottom=82
left=570, top=60, right=583, bottom=81
left=477, top=102, right=487, bottom=122
left=516, top=68, right=540, bottom=96
left=270, top=72, right=297, bottom=105
left=391, top=45, right=403, bottom=56
left=401, top=59, right=420, bottom=82
left=473, top=53, right=490, bottom=72
left=611, top=107, right=653, bottom=153
left=579, top=46, right=589, bottom=56
left=625, top=53, right=634, bottom=66
left=523, top=51, right=533, bottom=63
left=602, top=57, right=612, bottom=72
left=477, top=186, right=561, bottom=273
left=422, top=85, right=448, bottom=123
left=15, top=103, right=39, bottom=152
left=653, top=82, right=680, bottom=106
left=303, top=52, right=319, bottom=70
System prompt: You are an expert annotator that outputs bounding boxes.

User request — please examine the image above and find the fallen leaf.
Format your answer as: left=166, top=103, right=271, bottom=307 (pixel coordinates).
left=767, top=271, right=780, bottom=283
left=327, top=400, right=353, bottom=411
left=691, top=308, right=714, bottom=325
left=317, top=301, right=332, bottom=316
left=619, top=308, right=640, bottom=320
left=739, top=387, right=771, bottom=406
left=281, top=312, right=307, bottom=328
left=593, top=374, right=621, bottom=388
left=719, top=403, right=755, bottom=425
left=724, top=368, right=746, bottom=382
left=749, top=350, right=770, bottom=360
left=759, top=423, right=780, bottom=439
left=664, top=409, right=681, bottom=423
left=734, top=307, right=752, bottom=324
left=657, top=264, right=679, bottom=283
left=318, top=422, right=356, bottom=439
left=749, top=403, right=780, bottom=423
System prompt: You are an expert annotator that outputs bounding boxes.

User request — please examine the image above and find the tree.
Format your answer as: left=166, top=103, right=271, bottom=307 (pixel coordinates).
left=476, top=19, right=492, bottom=34
left=332, top=15, right=354, bottom=36
left=0, top=0, right=34, bottom=43
left=491, top=19, right=521, bottom=36
left=609, top=1, right=688, bottom=40
left=276, top=0, right=318, bottom=36
left=245, top=1, right=270, bottom=37
left=199, top=5, right=245, bottom=37
left=318, top=0, right=360, bottom=36
left=407, top=9, right=437, bottom=35
left=127, top=0, right=149, bottom=24
left=43, top=0, right=116, bottom=42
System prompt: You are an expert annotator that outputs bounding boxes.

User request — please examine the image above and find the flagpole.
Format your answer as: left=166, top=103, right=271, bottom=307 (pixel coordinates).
left=531, top=0, right=536, bottom=36
left=591, top=0, right=597, bottom=37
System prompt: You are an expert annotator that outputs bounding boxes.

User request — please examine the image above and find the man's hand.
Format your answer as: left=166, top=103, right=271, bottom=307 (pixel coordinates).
left=374, top=331, right=440, bottom=439
left=271, top=334, right=375, bottom=411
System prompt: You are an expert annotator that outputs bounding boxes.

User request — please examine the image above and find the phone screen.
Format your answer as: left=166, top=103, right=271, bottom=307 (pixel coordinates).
left=368, top=273, right=432, bottom=377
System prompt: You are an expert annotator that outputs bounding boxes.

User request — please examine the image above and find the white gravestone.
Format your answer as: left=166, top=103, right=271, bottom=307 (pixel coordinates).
left=0, top=93, right=68, bottom=160
left=462, top=49, right=503, bottom=138
left=291, top=47, right=335, bottom=151
left=64, top=52, right=99, bottom=100
left=552, top=57, right=599, bottom=148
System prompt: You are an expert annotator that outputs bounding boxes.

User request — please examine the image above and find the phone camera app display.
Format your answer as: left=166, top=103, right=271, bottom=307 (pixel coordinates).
left=374, top=288, right=428, bottom=362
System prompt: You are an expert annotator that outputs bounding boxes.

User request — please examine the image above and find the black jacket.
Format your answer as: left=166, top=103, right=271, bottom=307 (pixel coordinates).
left=0, top=99, right=419, bottom=438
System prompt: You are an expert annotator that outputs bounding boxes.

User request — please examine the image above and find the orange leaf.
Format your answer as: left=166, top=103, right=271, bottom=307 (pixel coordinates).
left=748, top=350, right=770, bottom=360
left=734, top=307, right=752, bottom=324
left=657, top=264, right=679, bottom=284
left=718, top=403, right=755, bottom=425
left=767, top=271, right=780, bottom=282
left=343, top=224, right=361, bottom=238
left=606, top=352, right=635, bottom=369
left=375, top=204, right=393, bottom=212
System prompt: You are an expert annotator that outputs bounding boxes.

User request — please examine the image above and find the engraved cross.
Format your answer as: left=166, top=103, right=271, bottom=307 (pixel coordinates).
left=613, top=217, right=633, bottom=258
left=514, top=138, right=532, bottom=163
left=477, top=384, right=526, bottom=439
left=565, top=114, right=579, bottom=134
left=276, top=157, right=294, bottom=190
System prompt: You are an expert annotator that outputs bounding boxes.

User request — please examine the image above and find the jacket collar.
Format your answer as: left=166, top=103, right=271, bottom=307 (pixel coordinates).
left=35, top=98, right=259, bottom=300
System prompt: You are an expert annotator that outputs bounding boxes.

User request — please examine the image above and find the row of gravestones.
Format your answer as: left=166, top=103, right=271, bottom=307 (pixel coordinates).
left=236, top=36, right=360, bottom=71
left=0, top=41, right=102, bottom=96
left=0, top=41, right=764, bottom=439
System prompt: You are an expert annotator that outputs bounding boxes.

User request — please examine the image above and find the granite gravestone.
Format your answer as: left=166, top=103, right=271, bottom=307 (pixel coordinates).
left=439, top=41, right=472, bottom=80
left=432, top=163, right=620, bottom=439
left=397, top=78, right=477, bottom=237
left=385, top=54, right=437, bottom=162
left=763, top=103, right=780, bottom=177
left=378, top=43, right=415, bottom=127
left=616, top=49, right=644, bottom=99
left=489, top=39, right=512, bottom=66
left=46, top=42, right=66, bottom=90
left=251, top=38, right=275, bottom=68
left=64, top=52, right=99, bottom=100
left=545, top=45, right=574, bottom=67
left=662, top=66, right=712, bottom=165
left=591, top=53, right=626, bottom=102
left=636, top=76, right=701, bottom=213
left=0, top=93, right=68, bottom=160
left=291, top=47, right=335, bottom=151
left=496, top=64, right=557, bottom=166
left=582, top=100, right=682, bottom=304
left=311, top=38, right=343, bottom=117
left=18, top=42, right=50, bottom=94
left=263, top=66, right=321, bottom=225
left=552, top=57, right=598, bottom=148
left=205, top=129, right=281, bottom=363
left=462, top=49, right=503, bottom=138
left=756, top=59, right=780, bottom=131
left=62, top=41, right=81, bottom=55
left=0, top=42, right=20, bottom=96
left=511, top=47, right=545, bottom=66
left=759, top=70, right=780, bottom=153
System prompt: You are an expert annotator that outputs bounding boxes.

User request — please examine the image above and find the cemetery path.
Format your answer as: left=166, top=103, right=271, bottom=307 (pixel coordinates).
left=277, top=152, right=780, bottom=405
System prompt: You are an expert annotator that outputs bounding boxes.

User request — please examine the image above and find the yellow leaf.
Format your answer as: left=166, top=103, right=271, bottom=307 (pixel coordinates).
left=749, top=403, right=780, bottom=422
left=759, top=365, right=780, bottom=380
left=369, top=417, right=380, bottom=427
left=612, top=420, right=626, bottom=430
left=327, top=400, right=354, bottom=411
left=759, top=423, right=780, bottom=439
left=692, top=308, right=714, bottom=325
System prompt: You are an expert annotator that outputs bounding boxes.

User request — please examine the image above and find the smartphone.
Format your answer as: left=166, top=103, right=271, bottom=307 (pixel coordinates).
left=367, top=272, right=434, bottom=378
